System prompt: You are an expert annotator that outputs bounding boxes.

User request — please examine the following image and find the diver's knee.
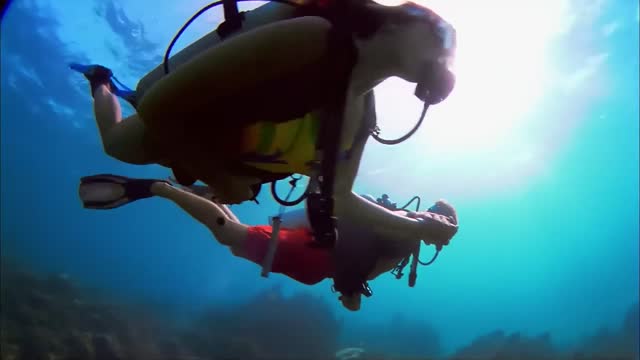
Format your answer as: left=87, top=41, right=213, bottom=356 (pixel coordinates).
left=209, top=217, right=235, bottom=247
left=102, top=140, right=128, bottom=163
left=229, top=244, right=242, bottom=257
left=212, top=232, right=232, bottom=248
left=102, top=138, right=152, bottom=165
left=103, top=145, right=142, bottom=165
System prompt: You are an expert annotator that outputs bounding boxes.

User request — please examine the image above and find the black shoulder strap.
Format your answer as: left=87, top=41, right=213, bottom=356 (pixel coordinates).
left=307, top=23, right=358, bottom=249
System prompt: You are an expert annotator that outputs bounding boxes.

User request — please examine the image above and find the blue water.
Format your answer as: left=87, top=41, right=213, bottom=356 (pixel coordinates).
left=1, top=0, right=638, bottom=358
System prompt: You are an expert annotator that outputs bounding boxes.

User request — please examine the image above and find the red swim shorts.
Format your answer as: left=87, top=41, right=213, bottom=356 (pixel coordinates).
left=244, top=226, right=334, bottom=285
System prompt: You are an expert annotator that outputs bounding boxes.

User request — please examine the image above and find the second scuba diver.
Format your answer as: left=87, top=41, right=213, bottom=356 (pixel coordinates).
left=78, top=174, right=458, bottom=311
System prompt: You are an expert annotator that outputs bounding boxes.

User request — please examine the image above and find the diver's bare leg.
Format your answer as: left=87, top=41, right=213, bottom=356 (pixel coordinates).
left=220, top=204, right=240, bottom=223
left=92, top=84, right=157, bottom=165
left=179, top=182, right=241, bottom=223
left=150, top=182, right=248, bottom=251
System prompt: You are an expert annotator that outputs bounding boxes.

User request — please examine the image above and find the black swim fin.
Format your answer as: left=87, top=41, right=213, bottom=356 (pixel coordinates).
left=78, top=174, right=163, bottom=210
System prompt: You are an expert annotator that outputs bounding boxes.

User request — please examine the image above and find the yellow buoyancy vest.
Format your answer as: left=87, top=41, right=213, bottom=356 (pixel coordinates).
left=240, top=111, right=356, bottom=175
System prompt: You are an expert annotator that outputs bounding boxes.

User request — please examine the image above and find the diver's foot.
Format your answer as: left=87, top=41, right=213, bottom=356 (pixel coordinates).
left=121, top=178, right=161, bottom=200
left=150, top=181, right=176, bottom=196
left=69, top=63, right=115, bottom=97
left=79, top=174, right=169, bottom=210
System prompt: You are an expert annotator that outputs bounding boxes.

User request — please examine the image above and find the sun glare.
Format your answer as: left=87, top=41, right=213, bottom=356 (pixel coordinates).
left=375, top=0, right=569, bottom=155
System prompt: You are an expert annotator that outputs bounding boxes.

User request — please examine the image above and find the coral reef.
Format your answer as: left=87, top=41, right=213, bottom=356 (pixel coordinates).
left=182, top=284, right=341, bottom=359
left=0, top=258, right=172, bottom=360
left=342, top=313, right=442, bottom=359
left=1, top=258, right=637, bottom=360
left=572, top=302, right=639, bottom=360
left=0, top=259, right=340, bottom=360
left=451, top=330, right=557, bottom=360
left=448, top=303, right=638, bottom=360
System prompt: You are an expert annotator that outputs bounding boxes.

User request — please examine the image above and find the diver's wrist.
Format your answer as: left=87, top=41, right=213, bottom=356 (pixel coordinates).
left=406, top=211, right=418, bottom=219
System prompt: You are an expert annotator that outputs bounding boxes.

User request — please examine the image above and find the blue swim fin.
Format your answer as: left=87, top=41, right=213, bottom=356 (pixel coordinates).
left=69, top=63, right=95, bottom=74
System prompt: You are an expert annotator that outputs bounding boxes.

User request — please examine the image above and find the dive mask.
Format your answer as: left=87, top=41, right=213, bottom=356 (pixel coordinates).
left=405, top=2, right=457, bottom=105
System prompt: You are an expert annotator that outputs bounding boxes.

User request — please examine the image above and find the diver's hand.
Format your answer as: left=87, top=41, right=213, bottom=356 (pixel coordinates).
left=409, top=200, right=458, bottom=248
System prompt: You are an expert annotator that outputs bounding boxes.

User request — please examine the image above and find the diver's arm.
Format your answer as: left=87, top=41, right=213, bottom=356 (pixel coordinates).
left=333, top=128, right=432, bottom=241
left=336, top=192, right=431, bottom=240
left=333, top=92, right=457, bottom=242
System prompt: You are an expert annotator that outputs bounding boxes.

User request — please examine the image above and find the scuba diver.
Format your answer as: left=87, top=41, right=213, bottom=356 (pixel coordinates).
left=78, top=174, right=458, bottom=311
left=73, top=0, right=456, bottom=250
